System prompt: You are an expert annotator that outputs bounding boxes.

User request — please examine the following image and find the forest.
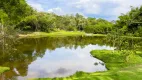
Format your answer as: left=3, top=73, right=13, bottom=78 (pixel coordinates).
left=0, top=0, right=142, bottom=37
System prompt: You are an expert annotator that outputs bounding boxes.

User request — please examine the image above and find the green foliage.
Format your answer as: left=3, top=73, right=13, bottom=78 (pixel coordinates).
left=116, top=6, right=142, bottom=37
left=84, top=18, right=113, bottom=34
left=0, top=0, right=34, bottom=37
left=0, top=0, right=34, bottom=25
left=0, top=9, right=8, bottom=24
left=0, top=0, right=114, bottom=34
left=15, top=11, right=114, bottom=34
left=1, top=0, right=142, bottom=37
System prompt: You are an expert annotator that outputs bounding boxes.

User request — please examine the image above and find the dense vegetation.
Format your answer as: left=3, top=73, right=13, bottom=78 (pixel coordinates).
left=0, top=0, right=34, bottom=36
left=15, top=12, right=114, bottom=34
left=0, top=0, right=113, bottom=34
left=0, top=0, right=142, bottom=37
left=115, top=6, right=142, bottom=37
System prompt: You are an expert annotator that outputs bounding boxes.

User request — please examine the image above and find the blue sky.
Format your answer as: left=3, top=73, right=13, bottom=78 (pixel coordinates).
left=27, top=0, right=142, bottom=20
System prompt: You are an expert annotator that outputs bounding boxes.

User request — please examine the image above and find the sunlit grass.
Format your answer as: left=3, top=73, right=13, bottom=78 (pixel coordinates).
left=19, top=31, right=86, bottom=38
left=18, top=31, right=142, bottom=39
left=18, top=31, right=107, bottom=38
left=0, top=66, right=10, bottom=74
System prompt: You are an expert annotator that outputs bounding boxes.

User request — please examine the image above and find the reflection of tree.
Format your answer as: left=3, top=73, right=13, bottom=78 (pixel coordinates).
left=107, top=37, right=142, bottom=51
left=0, top=37, right=36, bottom=79
left=0, top=36, right=142, bottom=79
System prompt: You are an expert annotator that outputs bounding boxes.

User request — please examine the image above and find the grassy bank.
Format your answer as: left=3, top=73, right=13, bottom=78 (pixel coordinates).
left=18, top=31, right=142, bottom=39
left=19, top=31, right=86, bottom=38
left=0, top=67, right=10, bottom=74
left=91, top=50, right=142, bottom=70
left=18, top=31, right=107, bottom=38
left=29, top=50, right=142, bottom=80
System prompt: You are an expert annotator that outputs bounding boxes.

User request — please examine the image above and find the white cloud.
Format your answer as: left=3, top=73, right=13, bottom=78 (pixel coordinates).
left=109, top=0, right=142, bottom=16
left=74, top=0, right=101, bottom=14
left=27, top=1, right=44, bottom=12
left=27, top=0, right=142, bottom=20
left=73, top=0, right=142, bottom=19
left=47, top=7, right=65, bottom=15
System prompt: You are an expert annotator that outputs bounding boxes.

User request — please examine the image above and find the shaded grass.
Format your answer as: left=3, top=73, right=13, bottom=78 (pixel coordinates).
left=29, top=50, right=142, bottom=80
left=0, top=66, right=10, bottom=74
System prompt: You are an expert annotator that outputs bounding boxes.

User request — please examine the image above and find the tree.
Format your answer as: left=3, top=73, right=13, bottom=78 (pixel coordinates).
left=0, top=0, right=34, bottom=25
left=116, top=6, right=142, bottom=36
left=84, top=18, right=113, bottom=34
left=0, top=9, right=8, bottom=36
left=75, top=13, right=87, bottom=31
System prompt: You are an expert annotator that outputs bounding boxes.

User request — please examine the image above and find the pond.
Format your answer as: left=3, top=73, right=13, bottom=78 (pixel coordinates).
left=0, top=36, right=141, bottom=80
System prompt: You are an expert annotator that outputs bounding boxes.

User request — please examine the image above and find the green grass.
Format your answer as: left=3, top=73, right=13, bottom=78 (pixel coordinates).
left=91, top=50, right=142, bottom=70
left=18, top=31, right=142, bottom=39
left=85, top=33, right=106, bottom=37
left=29, top=50, right=142, bottom=80
left=121, top=36, right=142, bottom=39
left=92, top=34, right=106, bottom=37
left=0, top=66, right=10, bottom=74
left=18, top=31, right=107, bottom=38
left=19, top=31, right=86, bottom=38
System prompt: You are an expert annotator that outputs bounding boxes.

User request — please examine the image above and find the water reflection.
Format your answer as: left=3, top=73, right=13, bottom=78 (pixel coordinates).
left=17, top=45, right=112, bottom=79
left=0, top=36, right=141, bottom=80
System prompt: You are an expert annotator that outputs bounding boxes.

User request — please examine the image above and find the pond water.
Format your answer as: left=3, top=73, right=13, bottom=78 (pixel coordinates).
left=2, top=36, right=141, bottom=79
left=19, top=45, right=113, bottom=79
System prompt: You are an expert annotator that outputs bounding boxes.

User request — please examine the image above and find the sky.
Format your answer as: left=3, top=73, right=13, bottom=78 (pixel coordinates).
left=27, top=0, right=142, bottom=20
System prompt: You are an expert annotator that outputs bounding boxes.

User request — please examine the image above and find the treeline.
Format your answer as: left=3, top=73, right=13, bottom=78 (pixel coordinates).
left=16, top=13, right=114, bottom=34
left=0, top=0, right=114, bottom=34
left=0, top=0, right=142, bottom=37
left=115, top=6, right=142, bottom=37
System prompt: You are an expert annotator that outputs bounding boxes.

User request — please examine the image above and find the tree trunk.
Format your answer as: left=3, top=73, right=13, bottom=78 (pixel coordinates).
left=0, top=23, right=4, bottom=37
